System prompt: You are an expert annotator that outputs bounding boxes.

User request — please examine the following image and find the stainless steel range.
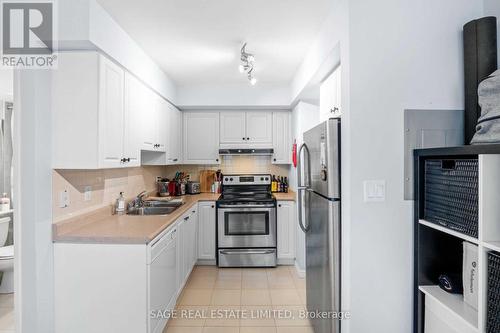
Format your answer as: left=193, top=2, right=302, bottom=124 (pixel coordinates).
left=217, top=174, right=277, bottom=267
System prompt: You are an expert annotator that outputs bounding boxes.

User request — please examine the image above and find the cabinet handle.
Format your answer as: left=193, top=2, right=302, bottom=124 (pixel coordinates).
left=273, top=158, right=277, bottom=162
left=278, top=204, right=282, bottom=207
left=126, top=158, right=131, bottom=163
left=247, top=137, right=250, bottom=140
left=211, top=205, right=214, bottom=208
left=216, top=158, right=219, bottom=162
left=184, top=216, right=189, bottom=221
left=242, top=137, right=246, bottom=141
left=173, top=158, right=178, bottom=162
left=192, top=210, right=196, bottom=213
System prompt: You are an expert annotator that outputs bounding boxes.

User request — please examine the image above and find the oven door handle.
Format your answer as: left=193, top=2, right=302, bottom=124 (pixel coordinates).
left=219, top=250, right=276, bottom=255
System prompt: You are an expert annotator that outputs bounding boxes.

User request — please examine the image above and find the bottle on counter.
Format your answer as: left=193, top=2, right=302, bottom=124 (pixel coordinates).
left=284, top=177, right=289, bottom=193
left=272, top=175, right=278, bottom=192
left=115, top=192, right=126, bottom=215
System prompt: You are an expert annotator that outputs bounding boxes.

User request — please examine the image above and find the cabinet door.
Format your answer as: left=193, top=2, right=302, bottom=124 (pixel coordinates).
left=167, top=105, right=182, bottom=164
left=149, top=230, right=176, bottom=333
left=155, top=97, right=168, bottom=153
left=197, top=202, right=216, bottom=260
left=141, top=86, right=158, bottom=151
left=188, top=207, right=198, bottom=271
left=123, top=73, right=142, bottom=167
left=220, top=112, right=246, bottom=145
left=246, top=111, right=273, bottom=146
left=176, top=218, right=186, bottom=293
left=277, top=201, right=296, bottom=259
left=98, top=56, right=125, bottom=168
left=272, top=112, right=292, bottom=164
left=183, top=112, right=220, bottom=164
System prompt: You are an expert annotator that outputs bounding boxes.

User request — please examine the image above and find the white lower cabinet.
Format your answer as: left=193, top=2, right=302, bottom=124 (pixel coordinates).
left=149, top=227, right=177, bottom=333
left=177, top=205, right=198, bottom=293
left=197, top=201, right=216, bottom=260
left=54, top=203, right=202, bottom=333
left=277, top=201, right=296, bottom=260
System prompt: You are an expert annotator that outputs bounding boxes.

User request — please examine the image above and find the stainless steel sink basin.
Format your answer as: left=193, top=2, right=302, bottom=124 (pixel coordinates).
left=143, top=200, right=183, bottom=208
left=127, top=206, right=179, bottom=216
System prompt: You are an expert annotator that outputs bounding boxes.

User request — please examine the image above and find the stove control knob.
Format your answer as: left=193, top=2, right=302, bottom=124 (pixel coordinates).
left=260, top=177, right=264, bottom=181
left=230, top=177, right=234, bottom=181
left=265, top=177, right=269, bottom=181
left=225, top=177, right=228, bottom=181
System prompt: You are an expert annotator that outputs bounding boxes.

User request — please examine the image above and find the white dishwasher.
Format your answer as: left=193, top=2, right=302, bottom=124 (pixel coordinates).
left=148, top=227, right=177, bottom=333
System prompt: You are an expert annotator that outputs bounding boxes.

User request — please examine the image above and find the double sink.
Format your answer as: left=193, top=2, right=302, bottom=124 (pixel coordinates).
left=127, top=199, right=184, bottom=216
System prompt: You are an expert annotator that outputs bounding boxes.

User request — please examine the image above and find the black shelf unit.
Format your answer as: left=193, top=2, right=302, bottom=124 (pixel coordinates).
left=413, top=144, right=500, bottom=333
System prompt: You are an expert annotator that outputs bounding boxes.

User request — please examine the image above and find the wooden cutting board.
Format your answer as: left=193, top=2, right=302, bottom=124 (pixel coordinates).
left=199, top=170, right=216, bottom=193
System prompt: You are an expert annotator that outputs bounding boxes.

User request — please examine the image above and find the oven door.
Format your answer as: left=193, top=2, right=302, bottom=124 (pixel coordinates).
left=217, top=205, right=276, bottom=248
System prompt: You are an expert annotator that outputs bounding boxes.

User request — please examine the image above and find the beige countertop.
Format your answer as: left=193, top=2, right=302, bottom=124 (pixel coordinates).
left=273, top=190, right=296, bottom=201
left=53, top=193, right=220, bottom=245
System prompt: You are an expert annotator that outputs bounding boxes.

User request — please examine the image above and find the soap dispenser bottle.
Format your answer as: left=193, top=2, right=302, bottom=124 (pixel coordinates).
left=115, top=192, right=125, bottom=215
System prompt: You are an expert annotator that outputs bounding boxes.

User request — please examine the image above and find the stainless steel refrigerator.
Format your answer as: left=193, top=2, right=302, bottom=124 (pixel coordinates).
left=297, top=118, right=341, bottom=333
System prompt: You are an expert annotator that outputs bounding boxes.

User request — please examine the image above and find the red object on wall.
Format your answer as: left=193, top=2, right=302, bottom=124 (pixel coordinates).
left=292, top=140, right=297, bottom=168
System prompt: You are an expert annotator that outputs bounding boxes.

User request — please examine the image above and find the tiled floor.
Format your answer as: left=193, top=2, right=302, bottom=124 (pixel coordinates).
left=164, top=266, right=311, bottom=333
left=0, top=293, right=14, bottom=332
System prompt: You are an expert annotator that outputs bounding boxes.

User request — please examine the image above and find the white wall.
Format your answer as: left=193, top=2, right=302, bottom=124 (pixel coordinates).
left=484, top=0, right=500, bottom=64
left=289, top=101, right=320, bottom=272
left=59, top=0, right=177, bottom=104
left=346, top=1, right=483, bottom=332
left=0, top=70, right=13, bottom=98
left=15, top=70, right=54, bottom=332
left=176, top=83, right=291, bottom=108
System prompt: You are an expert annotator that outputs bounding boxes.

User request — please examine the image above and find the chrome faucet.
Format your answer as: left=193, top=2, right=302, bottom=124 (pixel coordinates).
left=127, top=190, right=148, bottom=212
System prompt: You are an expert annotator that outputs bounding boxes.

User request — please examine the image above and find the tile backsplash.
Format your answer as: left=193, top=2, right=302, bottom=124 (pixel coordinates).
left=53, top=156, right=290, bottom=222
left=164, top=156, right=290, bottom=181
left=53, top=166, right=167, bottom=222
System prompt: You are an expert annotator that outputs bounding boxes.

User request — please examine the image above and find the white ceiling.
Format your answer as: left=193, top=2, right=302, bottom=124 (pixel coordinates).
left=97, top=0, right=332, bottom=86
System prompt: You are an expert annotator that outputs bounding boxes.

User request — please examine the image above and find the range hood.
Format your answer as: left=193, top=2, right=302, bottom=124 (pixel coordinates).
left=219, top=148, right=274, bottom=155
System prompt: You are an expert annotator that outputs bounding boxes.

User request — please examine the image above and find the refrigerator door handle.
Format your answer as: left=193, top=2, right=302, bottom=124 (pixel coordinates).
left=297, top=143, right=311, bottom=233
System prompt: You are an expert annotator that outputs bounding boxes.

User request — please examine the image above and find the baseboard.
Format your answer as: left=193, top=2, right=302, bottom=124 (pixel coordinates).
left=294, top=261, right=305, bottom=278
left=196, top=259, right=216, bottom=266
left=277, top=258, right=295, bottom=265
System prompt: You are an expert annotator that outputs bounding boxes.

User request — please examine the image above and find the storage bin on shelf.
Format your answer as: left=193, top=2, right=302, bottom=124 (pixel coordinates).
left=487, top=251, right=500, bottom=333
left=424, top=158, right=478, bottom=238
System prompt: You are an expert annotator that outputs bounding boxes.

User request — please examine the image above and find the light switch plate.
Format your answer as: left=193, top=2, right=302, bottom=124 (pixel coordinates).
left=363, top=180, right=386, bottom=202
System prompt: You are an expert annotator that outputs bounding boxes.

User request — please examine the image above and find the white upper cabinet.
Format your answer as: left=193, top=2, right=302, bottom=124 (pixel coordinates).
left=140, top=86, right=158, bottom=152
left=167, top=104, right=182, bottom=164
left=219, top=111, right=273, bottom=148
left=246, top=111, right=273, bottom=146
left=141, top=90, right=166, bottom=153
left=53, top=52, right=141, bottom=169
left=155, top=97, right=168, bottom=153
left=220, top=112, right=246, bottom=145
left=99, top=56, right=125, bottom=168
left=123, top=73, right=143, bottom=167
left=320, top=67, right=341, bottom=121
left=183, top=112, right=220, bottom=164
left=272, top=111, right=292, bottom=164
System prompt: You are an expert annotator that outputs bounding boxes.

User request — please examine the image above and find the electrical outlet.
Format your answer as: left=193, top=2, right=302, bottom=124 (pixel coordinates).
left=84, top=186, right=92, bottom=201
left=59, top=190, right=70, bottom=208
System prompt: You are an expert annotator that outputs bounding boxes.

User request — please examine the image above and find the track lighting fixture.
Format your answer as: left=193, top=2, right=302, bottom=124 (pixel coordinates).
left=239, top=43, right=257, bottom=85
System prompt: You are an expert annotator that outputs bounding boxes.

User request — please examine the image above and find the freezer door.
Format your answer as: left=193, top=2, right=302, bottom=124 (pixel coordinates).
left=303, top=118, right=340, bottom=199
left=306, top=191, right=340, bottom=333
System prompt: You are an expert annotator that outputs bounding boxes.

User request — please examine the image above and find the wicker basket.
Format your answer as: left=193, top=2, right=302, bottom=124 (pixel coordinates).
left=424, top=159, right=478, bottom=238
